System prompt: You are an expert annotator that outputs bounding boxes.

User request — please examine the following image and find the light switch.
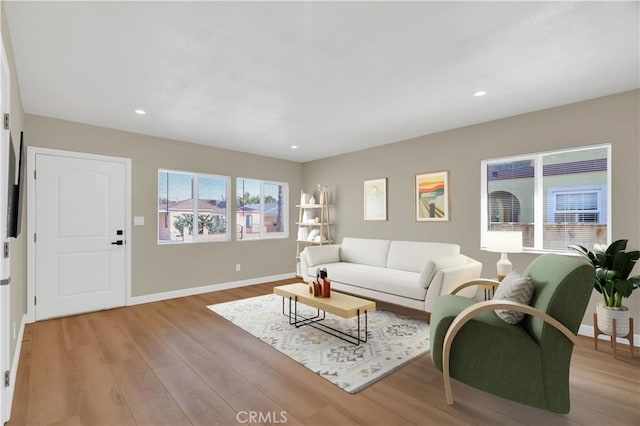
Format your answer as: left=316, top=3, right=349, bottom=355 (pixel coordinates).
left=134, top=216, right=145, bottom=226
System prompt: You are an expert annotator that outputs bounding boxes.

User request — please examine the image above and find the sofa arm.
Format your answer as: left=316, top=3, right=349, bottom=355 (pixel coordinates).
left=300, top=244, right=341, bottom=282
left=300, top=249, right=311, bottom=282
left=424, top=259, right=483, bottom=313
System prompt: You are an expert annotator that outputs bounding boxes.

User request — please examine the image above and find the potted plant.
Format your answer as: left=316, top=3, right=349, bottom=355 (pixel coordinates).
left=569, top=239, right=640, bottom=336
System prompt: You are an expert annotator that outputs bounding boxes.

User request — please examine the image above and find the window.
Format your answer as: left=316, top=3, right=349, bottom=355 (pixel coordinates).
left=158, top=170, right=230, bottom=243
left=481, top=144, right=610, bottom=252
left=236, top=178, right=288, bottom=240
left=552, top=190, right=601, bottom=223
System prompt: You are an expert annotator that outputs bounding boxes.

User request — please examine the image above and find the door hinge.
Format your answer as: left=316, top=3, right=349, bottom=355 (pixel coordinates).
left=3, top=113, right=9, bottom=130
left=34, top=170, right=37, bottom=180
left=33, top=233, right=37, bottom=243
left=3, top=242, right=8, bottom=258
left=4, top=370, right=9, bottom=387
left=34, top=296, right=36, bottom=305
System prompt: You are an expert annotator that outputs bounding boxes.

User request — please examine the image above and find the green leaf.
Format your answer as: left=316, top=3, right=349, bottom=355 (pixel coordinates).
left=629, top=276, right=640, bottom=293
left=595, top=252, right=608, bottom=268
left=613, top=250, right=640, bottom=279
left=615, top=279, right=634, bottom=298
left=606, top=239, right=628, bottom=256
left=596, top=268, right=617, bottom=281
left=606, top=269, right=618, bottom=280
left=569, top=245, right=598, bottom=266
left=568, top=244, right=588, bottom=254
left=601, top=239, right=626, bottom=269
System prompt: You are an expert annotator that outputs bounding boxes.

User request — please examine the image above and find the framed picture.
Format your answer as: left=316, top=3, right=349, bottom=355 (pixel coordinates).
left=416, top=171, right=449, bottom=221
left=363, top=178, right=387, bottom=221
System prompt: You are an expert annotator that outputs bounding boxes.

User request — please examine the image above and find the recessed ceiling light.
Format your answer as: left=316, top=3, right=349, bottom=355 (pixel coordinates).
left=473, top=90, right=487, bottom=97
left=290, top=145, right=298, bottom=149
left=134, top=109, right=146, bottom=115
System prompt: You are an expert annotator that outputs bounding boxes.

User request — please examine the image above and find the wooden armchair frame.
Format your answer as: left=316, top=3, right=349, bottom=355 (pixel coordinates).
left=441, top=299, right=580, bottom=405
left=450, top=279, right=501, bottom=296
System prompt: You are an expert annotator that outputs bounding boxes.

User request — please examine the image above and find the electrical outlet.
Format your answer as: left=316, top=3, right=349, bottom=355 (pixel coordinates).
left=235, top=263, right=241, bottom=272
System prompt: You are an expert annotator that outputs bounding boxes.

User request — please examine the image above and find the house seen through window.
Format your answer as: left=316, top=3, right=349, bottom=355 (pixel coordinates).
left=236, top=178, right=288, bottom=240
left=158, top=170, right=231, bottom=243
left=482, top=144, right=610, bottom=252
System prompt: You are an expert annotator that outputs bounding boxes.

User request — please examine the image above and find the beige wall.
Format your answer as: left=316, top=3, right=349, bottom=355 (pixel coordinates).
left=2, top=0, right=27, bottom=367
left=26, top=115, right=303, bottom=296
left=303, top=90, right=640, bottom=327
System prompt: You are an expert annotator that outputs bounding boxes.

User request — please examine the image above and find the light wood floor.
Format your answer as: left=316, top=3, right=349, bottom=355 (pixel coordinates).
left=7, top=279, right=640, bottom=426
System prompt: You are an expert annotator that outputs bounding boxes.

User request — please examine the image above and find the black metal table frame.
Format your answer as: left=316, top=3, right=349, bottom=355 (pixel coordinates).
left=281, top=296, right=368, bottom=345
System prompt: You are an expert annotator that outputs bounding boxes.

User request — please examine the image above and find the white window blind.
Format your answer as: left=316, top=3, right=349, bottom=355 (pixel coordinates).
left=481, top=144, right=610, bottom=252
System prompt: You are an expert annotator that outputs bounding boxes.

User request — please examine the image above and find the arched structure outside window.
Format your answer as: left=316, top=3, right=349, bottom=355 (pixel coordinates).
left=489, top=191, right=520, bottom=223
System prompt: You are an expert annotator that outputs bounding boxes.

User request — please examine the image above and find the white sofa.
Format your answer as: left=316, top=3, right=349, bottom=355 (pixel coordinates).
left=299, top=237, right=482, bottom=314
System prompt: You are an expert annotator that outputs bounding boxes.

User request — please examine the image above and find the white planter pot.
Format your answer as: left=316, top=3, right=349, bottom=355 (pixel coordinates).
left=596, top=303, right=630, bottom=336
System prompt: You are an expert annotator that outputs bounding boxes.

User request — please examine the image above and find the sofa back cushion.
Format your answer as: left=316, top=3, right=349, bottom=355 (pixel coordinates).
left=303, top=244, right=341, bottom=267
left=386, top=241, right=460, bottom=273
left=340, top=237, right=390, bottom=267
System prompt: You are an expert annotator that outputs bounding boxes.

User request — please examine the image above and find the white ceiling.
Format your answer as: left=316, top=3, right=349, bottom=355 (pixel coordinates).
left=5, top=1, right=639, bottom=163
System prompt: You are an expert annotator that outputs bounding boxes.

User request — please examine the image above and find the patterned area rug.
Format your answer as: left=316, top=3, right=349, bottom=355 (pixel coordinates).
left=208, top=294, right=430, bottom=393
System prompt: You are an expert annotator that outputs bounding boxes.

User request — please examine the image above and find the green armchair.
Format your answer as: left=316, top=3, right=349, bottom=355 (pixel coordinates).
left=430, top=254, right=594, bottom=413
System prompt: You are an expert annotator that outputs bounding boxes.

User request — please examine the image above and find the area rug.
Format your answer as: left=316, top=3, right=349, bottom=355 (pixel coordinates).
left=207, top=294, right=430, bottom=393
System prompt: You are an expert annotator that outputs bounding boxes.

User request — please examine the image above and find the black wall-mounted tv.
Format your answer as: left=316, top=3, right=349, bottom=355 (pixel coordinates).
left=7, top=131, right=25, bottom=238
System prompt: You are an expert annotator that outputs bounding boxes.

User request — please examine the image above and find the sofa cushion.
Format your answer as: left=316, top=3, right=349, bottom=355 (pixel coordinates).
left=308, top=262, right=427, bottom=301
left=386, top=241, right=460, bottom=273
left=303, top=244, right=341, bottom=267
left=419, top=260, right=437, bottom=289
left=340, top=237, right=390, bottom=268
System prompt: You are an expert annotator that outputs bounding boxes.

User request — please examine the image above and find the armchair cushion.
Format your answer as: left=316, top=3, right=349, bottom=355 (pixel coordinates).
left=492, top=271, right=534, bottom=324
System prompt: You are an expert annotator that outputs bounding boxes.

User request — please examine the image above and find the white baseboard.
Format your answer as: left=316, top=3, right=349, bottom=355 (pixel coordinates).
left=578, top=324, right=640, bottom=347
left=7, top=313, right=26, bottom=420
left=127, top=272, right=296, bottom=306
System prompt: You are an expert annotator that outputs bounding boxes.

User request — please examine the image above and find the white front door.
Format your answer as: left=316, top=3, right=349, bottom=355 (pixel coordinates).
left=34, top=153, right=127, bottom=320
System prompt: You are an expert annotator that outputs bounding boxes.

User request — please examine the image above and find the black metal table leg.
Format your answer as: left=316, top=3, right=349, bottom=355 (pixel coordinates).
left=279, top=296, right=369, bottom=345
